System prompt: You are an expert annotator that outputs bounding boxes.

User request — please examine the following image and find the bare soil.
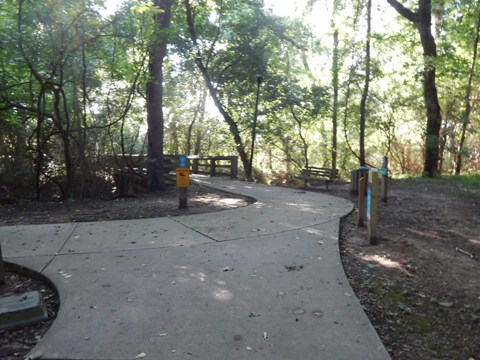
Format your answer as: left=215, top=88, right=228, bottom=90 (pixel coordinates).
left=0, top=268, right=59, bottom=360
left=0, top=183, right=255, bottom=226
left=1, top=180, right=479, bottom=360
left=331, top=179, right=480, bottom=360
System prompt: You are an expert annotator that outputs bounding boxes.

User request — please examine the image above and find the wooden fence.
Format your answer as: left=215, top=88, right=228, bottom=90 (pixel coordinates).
left=103, top=154, right=238, bottom=196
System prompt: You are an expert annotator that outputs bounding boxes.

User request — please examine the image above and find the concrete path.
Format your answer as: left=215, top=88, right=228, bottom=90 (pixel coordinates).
left=1, top=176, right=391, bottom=360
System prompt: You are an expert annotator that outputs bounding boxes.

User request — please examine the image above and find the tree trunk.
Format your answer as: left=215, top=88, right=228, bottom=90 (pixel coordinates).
left=331, top=28, right=339, bottom=170
left=35, top=93, right=45, bottom=201
left=455, top=4, right=480, bottom=175
left=290, top=106, right=309, bottom=168
left=171, top=121, right=179, bottom=155
left=194, top=128, right=202, bottom=155
left=183, top=0, right=250, bottom=177
left=359, top=0, right=372, bottom=167
left=187, top=89, right=206, bottom=155
left=248, top=76, right=262, bottom=181
left=53, top=87, right=72, bottom=199
left=438, top=122, right=447, bottom=175
left=387, top=0, right=442, bottom=177
left=146, top=0, right=171, bottom=192
left=417, top=18, right=442, bottom=177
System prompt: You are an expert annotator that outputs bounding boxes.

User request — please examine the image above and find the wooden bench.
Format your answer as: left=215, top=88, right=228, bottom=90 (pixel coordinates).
left=295, top=166, right=339, bottom=189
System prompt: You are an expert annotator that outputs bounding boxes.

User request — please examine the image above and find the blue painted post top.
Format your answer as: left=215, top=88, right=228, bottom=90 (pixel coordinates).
left=378, top=168, right=388, bottom=176
left=178, top=155, right=187, bottom=168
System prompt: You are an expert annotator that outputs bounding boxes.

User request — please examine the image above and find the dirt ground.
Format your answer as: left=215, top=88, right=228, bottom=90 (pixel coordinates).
left=331, top=179, right=480, bottom=360
left=0, top=268, right=59, bottom=360
left=0, top=183, right=255, bottom=226
left=1, top=179, right=479, bottom=360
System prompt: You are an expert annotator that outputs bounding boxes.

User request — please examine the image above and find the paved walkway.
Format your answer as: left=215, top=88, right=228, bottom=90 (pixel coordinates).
left=1, top=177, right=391, bottom=360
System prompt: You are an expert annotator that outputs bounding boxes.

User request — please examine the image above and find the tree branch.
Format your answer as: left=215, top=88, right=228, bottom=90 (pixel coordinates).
left=386, top=0, right=416, bottom=22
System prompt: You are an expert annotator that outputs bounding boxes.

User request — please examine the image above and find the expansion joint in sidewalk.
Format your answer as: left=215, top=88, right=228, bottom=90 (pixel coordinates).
left=41, top=223, right=79, bottom=273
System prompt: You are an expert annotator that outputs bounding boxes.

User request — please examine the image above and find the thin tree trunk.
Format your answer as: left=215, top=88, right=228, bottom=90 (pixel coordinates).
left=53, top=88, right=71, bottom=199
left=438, top=121, right=448, bottom=175
left=35, top=92, right=45, bottom=201
left=187, top=89, right=207, bottom=155
left=183, top=0, right=250, bottom=177
left=359, top=0, right=372, bottom=167
left=290, top=106, right=309, bottom=168
left=331, top=0, right=341, bottom=171
left=248, top=76, right=262, bottom=181
left=146, top=0, right=171, bottom=192
left=194, top=128, right=202, bottom=155
left=171, top=121, right=179, bottom=155
left=332, top=28, right=339, bottom=170
left=455, top=4, right=480, bottom=175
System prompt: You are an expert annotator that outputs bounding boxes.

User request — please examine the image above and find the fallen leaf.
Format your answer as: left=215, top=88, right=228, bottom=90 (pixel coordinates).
left=439, top=302, right=453, bottom=308
left=285, top=265, right=304, bottom=271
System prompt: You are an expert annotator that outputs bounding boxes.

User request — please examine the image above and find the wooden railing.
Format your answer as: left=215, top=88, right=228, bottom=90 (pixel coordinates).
left=103, top=154, right=238, bottom=179
left=103, top=155, right=238, bottom=197
left=188, top=156, right=238, bottom=179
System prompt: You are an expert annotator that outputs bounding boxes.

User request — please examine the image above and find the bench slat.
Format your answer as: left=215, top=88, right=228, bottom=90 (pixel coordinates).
left=295, top=166, right=338, bottom=189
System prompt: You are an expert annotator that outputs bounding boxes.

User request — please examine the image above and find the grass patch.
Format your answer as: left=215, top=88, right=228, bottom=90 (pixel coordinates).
left=394, top=174, right=480, bottom=189
left=405, top=315, right=437, bottom=334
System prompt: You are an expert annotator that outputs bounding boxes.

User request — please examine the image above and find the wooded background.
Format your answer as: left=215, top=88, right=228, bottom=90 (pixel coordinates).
left=1, top=0, right=479, bottom=200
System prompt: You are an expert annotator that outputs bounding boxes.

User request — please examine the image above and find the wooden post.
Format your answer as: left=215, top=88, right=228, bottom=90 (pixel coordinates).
left=367, top=169, right=378, bottom=245
left=191, top=157, right=199, bottom=174
left=351, top=170, right=359, bottom=195
left=0, top=244, right=5, bottom=285
left=176, top=155, right=189, bottom=209
left=179, top=187, right=187, bottom=209
left=230, top=156, right=238, bottom=179
left=209, top=157, right=216, bottom=177
left=381, top=156, right=388, bottom=204
left=357, top=176, right=366, bottom=227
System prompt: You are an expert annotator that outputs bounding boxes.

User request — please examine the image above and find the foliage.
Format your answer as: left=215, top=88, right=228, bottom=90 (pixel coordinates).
left=1, top=0, right=480, bottom=200
left=402, top=173, right=480, bottom=188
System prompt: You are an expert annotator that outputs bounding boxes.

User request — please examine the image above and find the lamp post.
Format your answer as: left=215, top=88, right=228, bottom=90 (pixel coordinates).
left=249, top=74, right=262, bottom=181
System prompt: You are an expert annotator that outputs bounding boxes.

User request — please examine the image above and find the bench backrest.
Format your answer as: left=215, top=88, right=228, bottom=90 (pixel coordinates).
left=302, top=166, right=339, bottom=179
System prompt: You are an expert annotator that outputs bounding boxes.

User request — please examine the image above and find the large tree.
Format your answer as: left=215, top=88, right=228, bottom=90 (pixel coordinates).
left=146, top=0, right=172, bottom=192
left=387, top=0, right=442, bottom=177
